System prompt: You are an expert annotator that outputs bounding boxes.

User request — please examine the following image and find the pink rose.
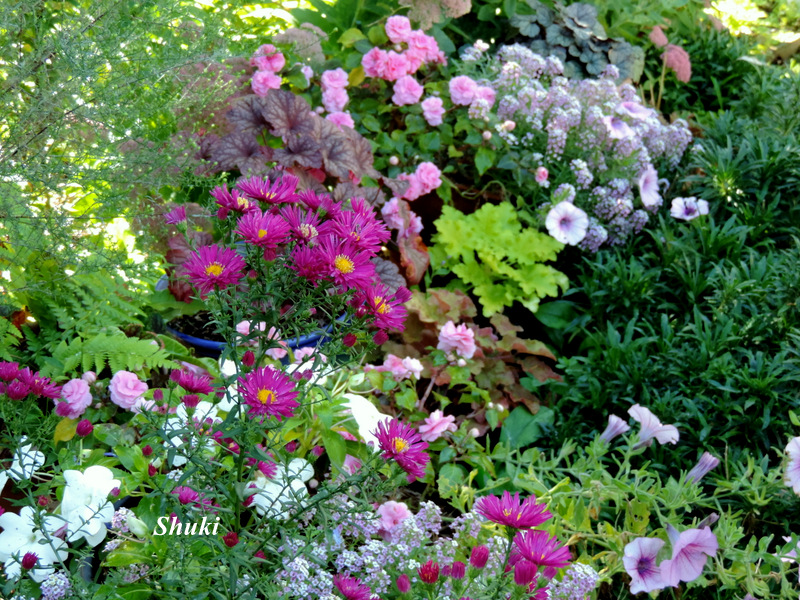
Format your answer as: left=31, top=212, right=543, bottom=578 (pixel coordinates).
left=421, top=97, right=445, bottom=126
left=535, top=166, right=549, bottom=184
left=403, top=49, right=425, bottom=74
left=418, top=409, right=457, bottom=442
left=377, top=500, right=412, bottom=533
left=382, top=51, right=409, bottom=81
left=392, top=75, right=424, bottom=106
left=81, top=371, right=97, bottom=385
left=381, top=198, right=423, bottom=239
left=473, top=85, right=496, bottom=108
left=398, top=172, right=423, bottom=201
left=342, top=454, right=362, bottom=475
left=407, top=31, right=440, bottom=63
left=322, top=87, right=349, bottom=112
left=55, top=378, right=92, bottom=419
left=449, top=75, right=478, bottom=105
left=437, top=320, right=476, bottom=359
left=415, top=162, right=442, bottom=194
left=109, top=371, right=149, bottom=410
left=385, top=16, right=413, bottom=44
left=326, top=111, right=355, bottom=130
left=321, top=68, right=349, bottom=91
left=251, top=44, right=285, bottom=72
left=265, top=327, right=289, bottom=360
left=252, top=70, right=282, bottom=96
left=362, top=47, right=387, bottom=78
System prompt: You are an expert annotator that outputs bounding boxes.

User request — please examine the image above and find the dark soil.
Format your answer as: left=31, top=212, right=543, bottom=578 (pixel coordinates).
left=168, top=311, right=225, bottom=342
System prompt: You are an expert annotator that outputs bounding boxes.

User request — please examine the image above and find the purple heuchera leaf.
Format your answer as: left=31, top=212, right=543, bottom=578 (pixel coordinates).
left=226, top=95, right=271, bottom=136
left=659, top=527, right=718, bottom=587
left=623, top=537, right=665, bottom=594
left=261, top=89, right=316, bottom=139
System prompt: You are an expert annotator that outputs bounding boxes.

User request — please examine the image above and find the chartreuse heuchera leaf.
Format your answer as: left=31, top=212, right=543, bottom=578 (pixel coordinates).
left=432, top=203, right=568, bottom=316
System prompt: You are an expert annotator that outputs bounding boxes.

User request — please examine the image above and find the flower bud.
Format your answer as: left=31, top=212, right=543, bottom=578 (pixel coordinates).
left=470, top=545, right=489, bottom=568
left=514, top=559, right=538, bottom=586
left=223, top=531, right=239, bottom=547
left=153, top=389, right=164, bottom=402
left=242, top=350, right=255, bottom=367
left=396, top=573, right=411, bottom=592
left=127, top=515, right=149, bottom=537
left=182, top=394, right=199, bottom=408
left=37, top=495, right=49, bottom=507
left=418, top=560, right=440, bottom=584
left=482, top=130, right=492, bottom=141
left=21, top=552, right=38, bottom=570
left=76, top=418, right=94, bottom=437
left=343, top=333, right=357, bottom=347
left=81, top=371, right=97, bottom=385
left=142, top=444, right=153, bottom=457
left=469, top=427, right=480, bottom=437
left=450, top=560, right=466, bottom=579
left=389, top=156, right=400, bottom=166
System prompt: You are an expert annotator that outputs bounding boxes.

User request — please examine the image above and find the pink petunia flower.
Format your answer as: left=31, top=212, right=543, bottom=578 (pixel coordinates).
left=545, top=201, right=589, bottom=246
left=392, top=75, right=424, bottom=106
left=617, top=101, right=654, bottom=120
left=183, top=244, right=246, bottom=298
left=784, top=437, right=800, bottom=494
left=264, top=327, right=290, bottom=360
left=686, top=452, right=720, bottom=483
left=628, top=404, right=679, bottom=448
left=373, top=418, right=430, bottom=482
left=623, top=537, right=665, bottom=594
left=598, top=414, right=630, bottom=443
left=603, top=116, right=635, bottom=139
left=475, top=491, right=552, bottom=529
left=670, top=197, right=709, bottom=221
left=449, top=75, right=478, bottom=106
left=385, top=15, right=412, bottom=44
left=659, top=527, right=718, bottom=587
left=421, top=96, right=446, bottom=126
left=237, top=366, right=299, bottom=420
left=418, top=410, right=457, bottom=442
left=638, top=165, right=662, bottom=209
left=437, top=321, right=476, bottom=359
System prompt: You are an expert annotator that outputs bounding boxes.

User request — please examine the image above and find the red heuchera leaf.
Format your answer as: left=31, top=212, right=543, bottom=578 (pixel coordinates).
left=165, top=231, right=213, bottom=266
left=289, top=167, right=328, bottom=193
left=226, top=95, right=271, bottom=136
left=261, top=89, right=316, bottom=139
left=317, top=119, right=359, bottom=181
left=380, top=175, right=410, bottom=199
left=398, top=233, right=430, bottom=286
left=341, top=127, right=381, bottom=180
left=273, top=135, right=323, bottom=169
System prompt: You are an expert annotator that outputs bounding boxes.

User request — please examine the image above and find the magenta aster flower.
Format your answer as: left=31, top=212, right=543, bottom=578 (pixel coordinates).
left=183, top=244, right=246, bottom=298
left=171, top=369, right=214, bottom=395
left=418, top=560, right=440, bottom=584
left=164, top=206, right=187, bottom=225
left=238, top=367, right=299, bottom=420
left=289, top=245, right=325, bottom=282
left=235, top=174, right=299, bottom=205
left=0, top=361, right=19, bottom=382
left=211, top=184, right=256, bottom=219
left=475, top=491, right=552, bottom=529
left=332, top=574, right=372, bottom=600
left=511, top=529, right=571, bottom=573
left=318, top=236, right=375, bottom=291
left=373, top=418, right=430, bottom=482
left=324, top=207, right=390, bottom=253
left=172, top=486, right=199, bottom=505
left=16, top=368, right=61, bottom=399
left=235, top=208, right=291, bottom=249
left=359, top=284, right=410, bottom=332
left=623, top=537, right=665, bottom=594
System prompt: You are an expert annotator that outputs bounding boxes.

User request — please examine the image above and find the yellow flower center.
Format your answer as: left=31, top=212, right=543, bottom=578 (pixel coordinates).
left=258, top=229, right=268, bottom=238
left=257, top=389, right=275, bottom=405
left=205, top=262, right=224, bottom=276
left=334, top=255, right=355, bottom=274
left=374, top=296, right=390, bottom=314
left=503, top=509, right=513, bottom=517
left=237, top=197, right=250, bottom=209
left=392, top=437, right=408, bottom=453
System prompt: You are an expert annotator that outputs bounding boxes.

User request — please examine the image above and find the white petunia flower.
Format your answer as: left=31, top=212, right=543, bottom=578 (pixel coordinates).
left=248, top=458, right=313, bottom=520
left=59, top=465, right=120, bottom=547
left=342, top=393, right=387, bottom=449
left=8, top=437, right=45, bottom=482
left=0, top=507, right=68, bottom=582
left=545, top=201, right=589, bottom=245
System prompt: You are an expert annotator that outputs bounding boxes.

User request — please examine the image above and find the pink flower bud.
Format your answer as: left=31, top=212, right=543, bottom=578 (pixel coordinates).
left=396, top=573, right=411, bottom=592
left=470, top=545, right=489, bottom=568
left=389, top=156, right=399, bottom=166
left=76, top=419, right=94, bottom=437
left=482, top=130, right=492, bottom=141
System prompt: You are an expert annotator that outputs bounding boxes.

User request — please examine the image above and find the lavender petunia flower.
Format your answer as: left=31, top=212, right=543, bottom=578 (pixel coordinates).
left=628, top=404, right=679, bottom=448
left=602, top=116, right=635, bottom=140
left=686, top=452, right=720, bottom=483
left=670, top=197, right=709, bottom=221
left=637, top=165, right=662, bottom=209
left=623, top=537, right=665, bottom=594
left=616, top=101, right=654, bottom=120
left=659, top=527, right=718, bottom=587
left=785, top=437, right=800, bottom=494
left=598, top=415, right=630, bottom=443
left=545, top=201, right=589, bottom=245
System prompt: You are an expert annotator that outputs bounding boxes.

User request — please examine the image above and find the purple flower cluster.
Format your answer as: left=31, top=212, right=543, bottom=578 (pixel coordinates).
left=549, top=563, right=600, bottom=599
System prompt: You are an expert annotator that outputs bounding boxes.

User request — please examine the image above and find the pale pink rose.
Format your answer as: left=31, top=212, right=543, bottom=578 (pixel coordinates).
left=421, top=96, right=445, bottom=126
left=403, top=49, right=425, bottom=74
left=300, top=65, right=314, bottom=82
left=381, top=197, right=405, bottom=231
left=252, top=70, right=282, bottom=96
left=251, top=44, right=285, bottom=72
left=236, top=321, right=266, bottom=346
left=321, top=68, right=349, bottom=91
left=265, top=327, right=290, bottom=360
left=437, top=320, right=476, bottom=359
left=398, top=172, right=423, bottom=201
left=326, top=111, right=355, bottom=130
left=322, top=87, right=349, bottom=112
left=362, top=47, right=387, bottom=78
left=415, top=162, right=442, bottom=194
left=385, top=16, right=413, bottom=44
left=81, top=371, right=97, bottom=385
left=392, top=75, right=424, bottom=106
left=342, top=454, right=362, bottom=475
left=294, top=347, right=327, bottom=364
left=407, top=30, right=440, bottom=63
left=418, top=409, right=457, bottom=442
left=473, top=85, right=496, bottom=108
left=377, top=500, right=412, bottom=533
left=535, top=166, right=549, bottom=184
left=55, top=378, right=92, bottom=419
left=382, top=51, right=409, bottom=81
left=109, top=371, right=149, bottom=410
left=449, top=75, right=478, bottom=106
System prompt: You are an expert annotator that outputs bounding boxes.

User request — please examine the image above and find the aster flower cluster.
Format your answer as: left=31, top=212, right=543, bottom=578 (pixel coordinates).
left=452, top=43, right=694, bottom=250
left=0, top=362, right=61, bottom=401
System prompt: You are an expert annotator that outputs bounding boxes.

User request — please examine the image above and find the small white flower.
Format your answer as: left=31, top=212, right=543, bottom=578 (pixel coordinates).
left=670, top=197, right=709, bottom=221
left=545, top=201, right=589, bottom=245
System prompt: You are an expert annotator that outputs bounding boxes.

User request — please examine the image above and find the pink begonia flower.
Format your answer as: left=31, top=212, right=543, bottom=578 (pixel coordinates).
left=660, top=527, right=718, bottom=587
left=535, top=166, right=549, bottom=184
left=236, top=320, right=267, bottom=347
left=342, top=454, right=362, bottom=475
left=293, top=347, right=327, bottom=365
left=392, top=75, right=424, bottom=106
left=385, top=16, right=413, bottom=44
left=628, top=404, right=679, bottom=448
left=366, top=354, right=422, bottom=381
left=421, top=97, right=446, bottom=126
left=252, top=70, right=282, bottom=96
left=377, top=500, right=412, bottom=539
left=545, top=201, right=589, bottom=246
left=418, top=410, right=457, bottom=442
left=785, top=437, right=800, bottom=494
left=663, top=44, right=692, bottom=83
left=415, top=162, right=442, bottom=194
left=437, top=321, right=476, bottom=359
left=382, top=51, right=410, bottom=81
left=55, top=379, right=93, bottom=419
left=649, top=26, right=669, bottom=48
left=598, top=414, right=630, bottom=443
left=449, top=75, right=478, bottom=106
left=264, top=327, right=289, bottom=360
left=322, top=87, right=349, bottom=113
left=473, top=86, right=496, bottom=108
left=670, top=197, right=709, bottom=221
left=638, top=164, right=662, bottom=209
left=404, top=49, right=425, bottom=74
left=398, top=172, right=423, bottom=201
left=603, top=116, right=635, bottom=139
left=362, top=47, right=388, bottom=78
left=321, top=68, right=349, bottom=91
left=109, top=371, right=149, bottom=410
left=623, top=537, right=665, bottom=594
left=326, top=111, right=355, bottom=130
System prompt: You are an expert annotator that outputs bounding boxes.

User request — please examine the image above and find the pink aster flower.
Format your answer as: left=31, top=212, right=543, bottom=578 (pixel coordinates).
left=0, top=361, right=19, bottom=381
left=660, top=527, right=718, bottom=587
left=419, top=560, right=440, bottom=584
left=326, top=111, right=355, bottom=130
left=421, top=96, right=446, bottom=126
left=623, top=537, right=665, bottom=594
left=418, top=410, right=457, bottom=442
left=252, top=70, right=282, bottom=96
left=546, top=201, right=589, bottom=246
left=325, top=208, right=390, bottom=253
left=511, top=529, right=571, bottom=575
left=662, top=44, right=692, bottom=83
left=236, top=174, right=299, bottom=205
left=183, top=244, right=246, bottom=298
left=235, top=208, right=291, bottom=250
left=385, top=15, right=412, bottom=44
left=320, top=68, right=349, bottom=91
left=55, top=378, right=92, bottom=419
left=415, top=162, right=442, bottom=195
left=164, top=206, right=187, bottom=225
left=628, top=404, right=679, bottom=448
left=333, top=574, right=373, bottom=600
left=237, top=366, right=299, bottom=420
left=638, top=165, right=662, bottom=209
left=598, top=414, right=630, bottom=443
left=373, top=418, right=430, bottom=482
left=449, top=75, right=478, bottom=106
left=686, top=452, right=720, bottom=483
left=211, top=183, right=256, bottom=218
left=392, top=75, right=424, bottom=106
left=784, top=437, right=800, bottom=494
left=475, top=491, right=552, bottom=529
left=362, top=47, right=387, bottom=78
left=437, top=321, right=476, bottom=359
left=16, top=368, right=61, bottom=399
left=281, top=205, right=322, bottom=245
left=670, top=197, right=709, bottom=221
left=649, top=26, right=669, bottom=48
left=322, top=87, right=349, bottom=113
left=318, top=236, right=375, bottom=291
